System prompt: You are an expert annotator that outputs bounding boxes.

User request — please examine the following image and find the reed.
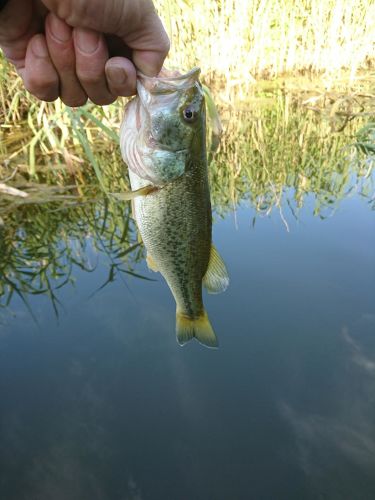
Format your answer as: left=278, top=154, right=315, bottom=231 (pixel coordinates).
left=0, top=0, right=374, bottom=215
left=1, top=0, right=374, bottom=181
left=159, top=0, right=375, bottom=90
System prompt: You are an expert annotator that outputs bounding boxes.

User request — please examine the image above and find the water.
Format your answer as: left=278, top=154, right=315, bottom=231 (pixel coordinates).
left=0, top=112, right=374, bottom=498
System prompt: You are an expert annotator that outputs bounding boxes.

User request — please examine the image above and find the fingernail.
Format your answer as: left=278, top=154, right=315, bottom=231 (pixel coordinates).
left=49, top=14, right=71, bottom=43
left=75, top=29, right=100, bottom=54
left=107, top=65, right=127, bottom=85
left=31, top=37, right=48, bottom=58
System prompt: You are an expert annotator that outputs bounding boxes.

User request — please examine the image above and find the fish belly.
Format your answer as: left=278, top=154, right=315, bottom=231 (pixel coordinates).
left=130, top=168, right=211, bottom=319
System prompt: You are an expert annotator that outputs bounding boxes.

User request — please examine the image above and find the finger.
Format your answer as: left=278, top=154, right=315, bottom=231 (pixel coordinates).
left=0, top=0, right=38, bottom=69
left=105, top=57, right=137, bottom=97
left=22, top=34, right=59, bottom=101
left=73, top=27, right=115, bottom=106
left=45, top=13, right=87, bottom=107
left=42, top=0, right=170, bottom=76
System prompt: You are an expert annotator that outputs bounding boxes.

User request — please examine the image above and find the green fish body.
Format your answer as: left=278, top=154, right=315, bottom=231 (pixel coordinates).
left=120, top=68, right=228, bottom=347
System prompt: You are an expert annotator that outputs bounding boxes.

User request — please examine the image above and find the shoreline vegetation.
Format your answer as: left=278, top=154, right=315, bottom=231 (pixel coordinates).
left=0, top=0, right=374, bottom=213
left=159, top=0, right=375, bottom=91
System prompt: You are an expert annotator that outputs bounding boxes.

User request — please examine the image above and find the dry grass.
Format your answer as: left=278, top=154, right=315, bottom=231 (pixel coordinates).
left=160, top=0, right=375, bottom=93
left=0, top=0, right=374, bottom=192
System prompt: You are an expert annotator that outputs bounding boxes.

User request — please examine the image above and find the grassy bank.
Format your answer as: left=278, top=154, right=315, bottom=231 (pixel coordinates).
left=1, top=78, right=373, bottom=215
left=159, top=0, right=375, bottom=88
left=0, top=0, right=374, bottom=208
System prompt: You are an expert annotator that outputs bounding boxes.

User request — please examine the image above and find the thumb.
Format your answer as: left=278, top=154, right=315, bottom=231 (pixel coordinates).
left=125, top=9, right=170, bottom=76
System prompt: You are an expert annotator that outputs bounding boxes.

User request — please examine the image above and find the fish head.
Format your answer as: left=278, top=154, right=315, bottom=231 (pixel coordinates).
left=122, top=67, right=205, bottom=185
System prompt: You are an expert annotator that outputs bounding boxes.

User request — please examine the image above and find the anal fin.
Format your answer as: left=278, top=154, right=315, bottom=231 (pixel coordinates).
left=203, top=244, right=229, bottom=294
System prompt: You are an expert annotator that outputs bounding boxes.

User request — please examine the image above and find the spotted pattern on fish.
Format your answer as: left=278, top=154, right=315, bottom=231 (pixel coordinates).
left=121, top=68, right=227, bottom=346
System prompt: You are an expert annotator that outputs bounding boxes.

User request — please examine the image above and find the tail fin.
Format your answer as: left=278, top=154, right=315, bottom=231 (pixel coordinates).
left=176, top=310, right=218, bottom=348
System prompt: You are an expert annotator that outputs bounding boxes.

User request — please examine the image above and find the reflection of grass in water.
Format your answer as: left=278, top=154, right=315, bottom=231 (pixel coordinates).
left=0, top=79, right=374, bottom=317
left=0, top=199, right=145, bottom=320
left=208, top=89, right=375, bottom=221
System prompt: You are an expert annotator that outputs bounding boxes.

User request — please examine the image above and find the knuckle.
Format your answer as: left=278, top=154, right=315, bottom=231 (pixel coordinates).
left=57, top=60, right=75, bottom=73
left=160, top=36, right=171, bottom=57
left=28, top=87, right=58, bottom=102
left=59, top=0, right=101, bottom=29
left=24, top=75, right=58, bottom=100
left=77, top=71, right=101, bottom=86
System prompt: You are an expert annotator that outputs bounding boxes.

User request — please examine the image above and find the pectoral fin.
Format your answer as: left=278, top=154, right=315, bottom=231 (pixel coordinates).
left=130, top=199, right=136, bottom=220
left=203, top=244, right=229, bottom=294
left=110, top=185, right=158, bottom=201
left=146, top=253, right=159, bottom=272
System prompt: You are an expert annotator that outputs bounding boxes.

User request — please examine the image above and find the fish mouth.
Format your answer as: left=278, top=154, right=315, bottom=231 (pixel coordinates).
left=137, top=67, right=201, bottom=94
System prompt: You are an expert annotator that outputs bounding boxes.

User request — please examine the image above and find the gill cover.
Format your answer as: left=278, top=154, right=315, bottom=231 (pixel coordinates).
left=120, top=67, right=203, bottom=186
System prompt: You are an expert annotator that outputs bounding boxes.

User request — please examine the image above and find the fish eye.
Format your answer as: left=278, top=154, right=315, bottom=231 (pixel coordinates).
left=182, top=107, right=197, bottom=123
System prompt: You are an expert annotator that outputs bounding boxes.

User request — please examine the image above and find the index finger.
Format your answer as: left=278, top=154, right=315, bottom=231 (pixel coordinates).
left=0, top=0, right=40, bottom=69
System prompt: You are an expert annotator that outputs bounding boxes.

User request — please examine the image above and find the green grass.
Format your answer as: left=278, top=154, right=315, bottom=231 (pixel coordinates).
left=0, top=0, right=374, bottom=215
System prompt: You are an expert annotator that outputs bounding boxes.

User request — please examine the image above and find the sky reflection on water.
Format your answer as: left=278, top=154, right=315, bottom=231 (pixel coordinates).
left=0, top=168, right=374, bottom=499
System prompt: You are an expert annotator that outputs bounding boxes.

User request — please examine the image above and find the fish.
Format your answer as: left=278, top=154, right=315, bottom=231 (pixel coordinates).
left=119, top=67, right=229, bottom=347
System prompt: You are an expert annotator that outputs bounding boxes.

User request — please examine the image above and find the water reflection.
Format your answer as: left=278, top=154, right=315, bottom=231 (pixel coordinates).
left=1, top=101, right=373, bottom=316
left=281, top=314, right=375, bottom=499
left=0, top=95, right=374, bottom=498
left=1, top=179, right=372, bottom=326
left=0, top=199, right=143, bottom=321
left=209, top=92, right=374, bottom=218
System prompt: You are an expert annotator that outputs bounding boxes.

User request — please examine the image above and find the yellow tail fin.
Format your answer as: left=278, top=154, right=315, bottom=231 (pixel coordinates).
left=176, top=310, right=218, bottom=348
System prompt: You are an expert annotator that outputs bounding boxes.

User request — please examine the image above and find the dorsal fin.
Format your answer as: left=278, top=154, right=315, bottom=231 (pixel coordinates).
left=203, top=244, right=229, bottom=294
left=202, top=84, right=223, bottom=152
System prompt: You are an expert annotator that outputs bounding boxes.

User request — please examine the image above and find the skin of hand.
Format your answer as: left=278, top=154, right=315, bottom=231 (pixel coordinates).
left=0, top=0, right=170, bottom=106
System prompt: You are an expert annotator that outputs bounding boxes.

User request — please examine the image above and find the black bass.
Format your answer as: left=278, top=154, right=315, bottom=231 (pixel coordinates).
left=120, top=67, right=228, bottom=347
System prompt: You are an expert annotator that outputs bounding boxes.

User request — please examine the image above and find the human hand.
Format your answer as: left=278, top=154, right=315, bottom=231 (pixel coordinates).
left=0, top=0, right=170, bottom=106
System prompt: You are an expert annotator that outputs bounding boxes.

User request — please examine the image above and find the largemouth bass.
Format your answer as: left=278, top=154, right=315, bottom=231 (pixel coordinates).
left=120, top=67, right=228, bottom=347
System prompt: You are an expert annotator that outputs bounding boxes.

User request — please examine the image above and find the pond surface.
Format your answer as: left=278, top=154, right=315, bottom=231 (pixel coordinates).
left=0, top=102, right=374, bottom=499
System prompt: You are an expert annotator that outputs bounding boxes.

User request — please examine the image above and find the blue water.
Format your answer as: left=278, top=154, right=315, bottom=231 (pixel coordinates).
left=0, top=181, right=374, bottom=499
